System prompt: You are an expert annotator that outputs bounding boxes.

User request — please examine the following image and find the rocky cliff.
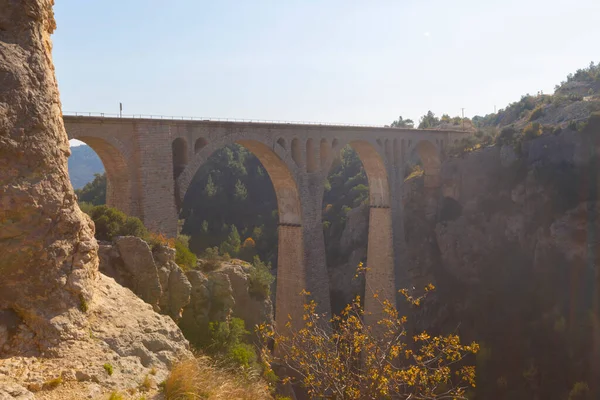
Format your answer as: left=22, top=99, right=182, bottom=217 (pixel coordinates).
left=401, top=128, right=600, bottom=399
left=0, top=2, right=191, bottom=398
left=98, top=238, right=274, bottom=346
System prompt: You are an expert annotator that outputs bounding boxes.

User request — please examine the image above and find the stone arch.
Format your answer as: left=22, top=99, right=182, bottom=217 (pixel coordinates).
left=320, top=138, right=330, bottom=169
left=172, top=138, right=189, bottom=180
left=277, top=138, right=286, bottom=149
left=177, top=134, right=301, bottom=225
left=412, top=140, right=441, bottom=188
left=321, top=139, right=394, bottom=324
left=176, top=133, right=305, bottom=332
left=194, top=137, right=208, bottom=153
left=306, top=138, right=317, bottom=173
left=72, top=136, right=133, bottom=215
left=291, top=138, right=302, bottom=169
left=348, top=140, right=391, bottom=207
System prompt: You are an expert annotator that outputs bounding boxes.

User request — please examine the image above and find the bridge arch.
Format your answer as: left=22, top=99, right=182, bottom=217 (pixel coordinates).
left=321, top=138, right=394, bottom=323
left=177, top=133, right=300, bottom=225
left=176, top=132, right=304, bottom=331
left=409, top=139, right=442, bottom=188
left=69, top=135, right=134, bottom=216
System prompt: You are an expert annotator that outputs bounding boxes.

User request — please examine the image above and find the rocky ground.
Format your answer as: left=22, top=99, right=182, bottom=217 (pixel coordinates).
left=0, top=274, right=191, bottom=400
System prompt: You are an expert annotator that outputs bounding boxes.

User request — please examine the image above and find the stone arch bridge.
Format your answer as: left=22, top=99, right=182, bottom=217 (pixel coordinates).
left=64, top=115, right=467, bottom=328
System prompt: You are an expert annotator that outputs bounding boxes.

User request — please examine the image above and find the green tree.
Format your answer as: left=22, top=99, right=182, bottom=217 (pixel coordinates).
left=204, top=175, right=217, bottom=197
left=86, top=205, right=147, bottom=241
left=389, top=115, right=414, bottom=128
left=234, top=179, right=248, bottom=201
left=220, top=225, right=241, bottom=257
left=75, top=173, right=106, bottom=205
left=418, top=110, right=440, bottom=129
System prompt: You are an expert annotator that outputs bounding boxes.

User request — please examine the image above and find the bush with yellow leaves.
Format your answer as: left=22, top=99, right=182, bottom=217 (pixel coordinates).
left=257, top=284, right=479, bottom=400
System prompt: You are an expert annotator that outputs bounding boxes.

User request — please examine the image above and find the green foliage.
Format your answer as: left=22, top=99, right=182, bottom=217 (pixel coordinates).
left=234, top=179, right=248, bottom=201
left=529, top=105, right=544, bottom=121
left=208, top=317, right=248, bottom=354
left=108, top=391, right=124, bottom=400
left=523, top=122, right=542, bottom=140
left=78, top=201, right=94, bottom=215
left=43, top=376, right=63, bottom=389
left=86, top=205, right=147, bottom=241
left=388, top=115, right=414, bottom=128
left=219, top=225, right=241, bottom=258
left=227, top=343, right=258, bottom=368
left=174, top=235, right=197, bottom=271
left=181, top=144, right=278, bottom=266
left=248, top=256, right=274, bottom=299
left=204, top=174, right=217, bottom=197
left=418, top=110, right=440, bottom=129
left=569, top=382, right=591, bottom=400
left=79, top=294, right=88, bottom=313
left=75, top=173, right=106, bottom=205
left=103, top=363, right=114, bottom=376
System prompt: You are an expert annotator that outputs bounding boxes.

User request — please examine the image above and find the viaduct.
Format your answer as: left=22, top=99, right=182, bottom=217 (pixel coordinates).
left=64, top=114, right=467, bottom=329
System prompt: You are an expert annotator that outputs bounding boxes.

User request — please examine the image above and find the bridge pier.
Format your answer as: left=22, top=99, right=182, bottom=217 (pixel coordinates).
left=297, top=173, right=332, bottom=321
left=275, top=224, right=307, bottom=332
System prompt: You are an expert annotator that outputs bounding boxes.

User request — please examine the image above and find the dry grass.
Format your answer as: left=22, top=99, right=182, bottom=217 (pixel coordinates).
left=164, top=356, right=272, bottom=400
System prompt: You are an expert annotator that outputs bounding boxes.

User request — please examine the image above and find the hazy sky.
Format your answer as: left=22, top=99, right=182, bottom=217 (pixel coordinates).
left=55, top=0, right=599, bottom=145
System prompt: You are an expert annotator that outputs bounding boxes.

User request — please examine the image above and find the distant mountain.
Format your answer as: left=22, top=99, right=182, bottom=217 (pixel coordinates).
left=68, top=145, right=104, bottom=189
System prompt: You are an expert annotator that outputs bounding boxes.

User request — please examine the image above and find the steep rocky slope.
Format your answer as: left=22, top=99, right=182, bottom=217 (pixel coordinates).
left=0, top=1, right=192, bottom=398
left=402, top=127, right=600, bottom=399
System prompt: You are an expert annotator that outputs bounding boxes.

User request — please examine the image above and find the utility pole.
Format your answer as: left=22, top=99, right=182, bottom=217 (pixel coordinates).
left=461, top=108, right=465, bottom=131
left=119, top=102, right=122, bottom=118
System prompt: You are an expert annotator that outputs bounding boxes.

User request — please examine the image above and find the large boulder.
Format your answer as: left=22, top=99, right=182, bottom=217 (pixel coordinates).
left=99, top=238, right=192, bottom=321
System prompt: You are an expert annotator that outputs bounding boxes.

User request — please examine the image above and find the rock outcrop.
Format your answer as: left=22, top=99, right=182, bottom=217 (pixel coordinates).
left=0, top=0, right=97, bottom=348
left=98, top=238, right=274, bottom=345
left=0, top=2, right=192, bottom=397
left=99, top=237, right=192, bottom=320
left=180, top=262, right=274, bottom=345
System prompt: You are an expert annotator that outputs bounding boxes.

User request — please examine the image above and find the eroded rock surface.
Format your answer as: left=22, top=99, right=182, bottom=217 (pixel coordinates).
left=0, top=2, right=193, bottom=398
left=0, top=0, right=97, bottom=348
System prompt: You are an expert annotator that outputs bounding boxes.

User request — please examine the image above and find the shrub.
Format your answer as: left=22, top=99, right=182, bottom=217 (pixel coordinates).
left=199, top=246, right=223, bottom=271
left=86, top=205, right=147, bottom=241
left=258, top=285, right=479, bottom=400
left=248, top=256, right=275, bottom=299
left=108, top=391, right=124, bottom=400
left=174, top=235, right=197, bottom=271
left=220, top=225, right=241, bottom=258
left=103, top=363, right=114, bottom=376
left=145, top=231, right=175, bottom=249
left=529, top=106, right=544, bottom=121
left=227, top=343, right=258, bottom=368
left=208, top=317, right=248, bottom=354
left=523, top=122, right=542, bottom=140
left=496, top=126, right=518, bottom=146
left=163, top=357, right=270, bottom=400
left=569, top=382, right=591, bottom=400
left=75, top=173, right=106, bottom=205
left=42, top=376, right=63, bottom=390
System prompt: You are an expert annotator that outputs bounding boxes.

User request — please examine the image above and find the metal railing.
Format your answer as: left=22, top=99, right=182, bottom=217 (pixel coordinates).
left=62, top=111, right=389, bottom=128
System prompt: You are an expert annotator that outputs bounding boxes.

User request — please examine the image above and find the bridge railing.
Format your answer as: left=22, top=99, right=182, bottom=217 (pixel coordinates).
left=62, top=111, right=390, bottom=128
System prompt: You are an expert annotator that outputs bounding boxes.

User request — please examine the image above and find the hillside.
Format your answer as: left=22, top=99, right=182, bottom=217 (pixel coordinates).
left=68, top=144, right=104, bottom=188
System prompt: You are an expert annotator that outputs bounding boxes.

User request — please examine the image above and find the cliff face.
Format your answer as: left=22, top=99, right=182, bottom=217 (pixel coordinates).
left=403, top=129, right=600, bottom=398
left=0, top=2, right=192, bottom=398
left=0, top=0, right=98, bottom=350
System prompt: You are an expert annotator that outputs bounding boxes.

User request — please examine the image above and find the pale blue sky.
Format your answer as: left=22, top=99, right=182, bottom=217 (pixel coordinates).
left=56, top=0, right=599, bottom=146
